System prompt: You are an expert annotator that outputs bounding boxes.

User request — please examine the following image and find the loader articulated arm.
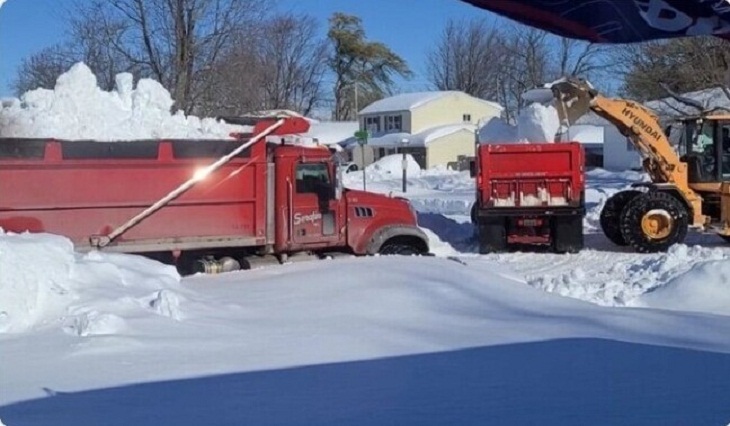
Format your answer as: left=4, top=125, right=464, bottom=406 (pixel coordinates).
left=550, top=78, right=704, bottom=225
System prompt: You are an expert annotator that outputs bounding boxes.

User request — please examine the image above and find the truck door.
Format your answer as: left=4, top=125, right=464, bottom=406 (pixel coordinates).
left=289, top=161, right=342, bottom=246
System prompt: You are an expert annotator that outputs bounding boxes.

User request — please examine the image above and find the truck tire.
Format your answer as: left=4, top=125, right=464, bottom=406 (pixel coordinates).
left=600, top=190, right=642, bottom=246
left=619, top=191, right=689, bottom=253
left=379, top=243, right=420, bottom=256
left=477, top=217, right=507, bottom=254
left=552, top=215, right=584, bottom=254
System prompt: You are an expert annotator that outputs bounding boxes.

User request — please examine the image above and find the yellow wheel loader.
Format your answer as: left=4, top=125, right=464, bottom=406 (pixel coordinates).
left=551, top=78, right=730, bottom=252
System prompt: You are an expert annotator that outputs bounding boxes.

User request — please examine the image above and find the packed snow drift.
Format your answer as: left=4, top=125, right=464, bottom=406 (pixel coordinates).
left=0, top=230, right=181, bottom=335
left=0, top=63, right=246, bottom=140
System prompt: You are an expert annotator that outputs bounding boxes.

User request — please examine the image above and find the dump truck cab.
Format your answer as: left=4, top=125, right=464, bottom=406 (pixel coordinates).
left=269, top=140, right=427, bottom=256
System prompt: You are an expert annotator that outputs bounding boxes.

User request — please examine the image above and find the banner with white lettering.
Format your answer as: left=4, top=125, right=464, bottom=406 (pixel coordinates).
left=461, top=0, right=730, bottom=43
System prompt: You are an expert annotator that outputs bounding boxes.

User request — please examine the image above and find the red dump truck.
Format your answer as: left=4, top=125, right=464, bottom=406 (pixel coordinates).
left=0, top=118, right=428, bottom=274
left=470, top=142, right=585, bottom=253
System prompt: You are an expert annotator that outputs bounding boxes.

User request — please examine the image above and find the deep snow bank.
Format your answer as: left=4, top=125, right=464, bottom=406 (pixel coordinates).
left=366, top=153, right=422, bottom=178
left=0, top=62, right=246, bottom=140
left=0, top=230, right=181, bottom=334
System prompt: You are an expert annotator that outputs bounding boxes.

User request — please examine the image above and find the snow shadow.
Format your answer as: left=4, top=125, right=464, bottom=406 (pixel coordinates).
left=417, top=212, right=475, bottom=251
left=3, top=338, right=730, bottom=426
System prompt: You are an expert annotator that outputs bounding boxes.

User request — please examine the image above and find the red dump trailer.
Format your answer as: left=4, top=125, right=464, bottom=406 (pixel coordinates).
left=470, top=142, right=585, bottom=253
left=0, top=118, right=428, bottom=274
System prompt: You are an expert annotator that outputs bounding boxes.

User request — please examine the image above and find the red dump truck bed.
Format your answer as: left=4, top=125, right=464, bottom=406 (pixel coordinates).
left=475, top=142, right=585, bottom=208
left=471, top=142, right=585, bottom=253
left=0, top=136, right=271, bottom=253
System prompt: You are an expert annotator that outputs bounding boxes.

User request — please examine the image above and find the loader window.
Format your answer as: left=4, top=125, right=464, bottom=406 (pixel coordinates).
left=721, top=124, right=730, bottom=179
left=296, top=163, right=331, bottom=194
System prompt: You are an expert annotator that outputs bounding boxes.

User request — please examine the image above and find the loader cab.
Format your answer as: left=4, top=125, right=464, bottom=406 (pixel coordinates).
left=679, top=116, right=730, bottom=184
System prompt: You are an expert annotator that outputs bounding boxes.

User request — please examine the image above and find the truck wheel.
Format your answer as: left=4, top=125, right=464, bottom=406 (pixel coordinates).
left=477, top=217, right=507, bottom=254
left=379, top=243, right=419, bottom=256
left=600, top=190, right=642, bottom=246
left=552, top=215, right=584, bottom=254
left=619, top=191, right=688, bottom=253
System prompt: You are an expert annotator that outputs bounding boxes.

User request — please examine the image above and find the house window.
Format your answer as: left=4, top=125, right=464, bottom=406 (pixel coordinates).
left=463, top=114, right=472, bottom=122
left=365, top=116, right=381, bottom=133
left=384, top=115, right=402, bottom=132
left=378, top=148, right=386, bottom=157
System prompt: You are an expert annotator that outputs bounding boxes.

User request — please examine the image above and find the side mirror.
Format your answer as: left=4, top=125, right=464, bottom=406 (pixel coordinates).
left=469, top=160, right=476, bottom=178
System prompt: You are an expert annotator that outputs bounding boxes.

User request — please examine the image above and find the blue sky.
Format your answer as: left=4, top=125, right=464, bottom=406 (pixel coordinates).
left=0, top=0, right=506, bottom=98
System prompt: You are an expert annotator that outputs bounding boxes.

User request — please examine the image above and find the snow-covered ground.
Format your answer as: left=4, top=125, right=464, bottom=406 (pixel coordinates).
left=2, top=164, right=730, bottom=425
left=2, top=66, right=730, bottom=425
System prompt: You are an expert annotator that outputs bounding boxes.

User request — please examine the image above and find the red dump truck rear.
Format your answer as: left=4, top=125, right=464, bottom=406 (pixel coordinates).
left=470, top=142, right=585, bottom=253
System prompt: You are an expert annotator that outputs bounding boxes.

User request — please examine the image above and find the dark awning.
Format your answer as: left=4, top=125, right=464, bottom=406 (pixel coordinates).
left=460, top=0, right=730, bottom=43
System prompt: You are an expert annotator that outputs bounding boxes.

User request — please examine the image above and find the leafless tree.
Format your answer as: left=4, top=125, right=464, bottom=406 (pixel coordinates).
left=13, top=45, right=76, bottom=94
left=15, top=0, right=271, bottom=113
left=196, top=13, right=329, bottom=117
left=255, top=13, right=329, bottom=116
left=426, top=18, right=504, bottom=101
left=427, top=20, right=615, bottom=121
left=617, top=37, right=730, bottom=102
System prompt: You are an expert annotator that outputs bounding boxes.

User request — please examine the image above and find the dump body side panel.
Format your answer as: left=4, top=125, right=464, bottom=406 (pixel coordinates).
left=0, top=138, right=269, bottom=252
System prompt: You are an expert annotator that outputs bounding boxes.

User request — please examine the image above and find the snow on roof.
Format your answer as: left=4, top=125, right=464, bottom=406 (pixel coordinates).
left=305, top=121, right=358, bottom=145
left=645, top=87, right=730, bottom=119
left=359, top=91, right=502, bottom=115
left=364, top=123, right=476, bottom=148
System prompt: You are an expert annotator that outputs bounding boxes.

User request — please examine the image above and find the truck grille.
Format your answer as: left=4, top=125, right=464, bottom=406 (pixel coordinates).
left=354, top=207, right=374, bottom=217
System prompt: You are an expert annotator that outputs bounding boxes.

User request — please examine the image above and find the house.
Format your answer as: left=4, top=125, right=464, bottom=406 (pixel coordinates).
left=348, top=91, right=503, bottom=169
left=574, top=112, right=641, bottom=171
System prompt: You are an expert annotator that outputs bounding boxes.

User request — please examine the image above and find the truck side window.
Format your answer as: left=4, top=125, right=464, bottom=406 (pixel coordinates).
left=296, top=163, right=330, bottom=194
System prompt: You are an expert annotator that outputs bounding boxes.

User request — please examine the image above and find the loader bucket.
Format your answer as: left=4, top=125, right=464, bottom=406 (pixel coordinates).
left=550, top=79, right=595, bottom=141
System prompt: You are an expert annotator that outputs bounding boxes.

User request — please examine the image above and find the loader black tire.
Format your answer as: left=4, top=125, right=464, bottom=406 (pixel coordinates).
left=600, top=190, right=642, bottom=246
left=552, top=215, right=584, bottom=254
left=619, top=191, right=688, bottom=253
left=477, top=217, right=507, bottom=254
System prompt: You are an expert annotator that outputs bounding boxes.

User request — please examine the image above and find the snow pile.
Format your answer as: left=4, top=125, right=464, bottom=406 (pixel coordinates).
left=635, top=259, right=730, bottom=316
left=517, top=103, right=560, bottom=143
left=0, top=62, right=247, bottom=141
left=366, top=153, right=422, bottom=178
left=478, top=116, right=522, bottom=144
left=0, top=232, right=76, bottom=333
left=479, top=99, right=560, bottom=144
left=0, top=230, right=182, bottom=334
left=523, top=244, right=728, bottom=307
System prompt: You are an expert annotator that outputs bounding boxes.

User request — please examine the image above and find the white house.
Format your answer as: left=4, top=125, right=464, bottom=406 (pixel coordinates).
left=350, top=91, right=503, bottom=169
left=574, top=112, right=641, bottom=171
